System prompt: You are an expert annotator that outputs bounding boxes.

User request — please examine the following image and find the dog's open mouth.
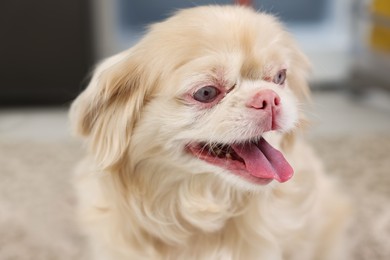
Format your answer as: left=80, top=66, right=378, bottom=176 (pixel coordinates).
left=187, top=137, right=293, bottom=184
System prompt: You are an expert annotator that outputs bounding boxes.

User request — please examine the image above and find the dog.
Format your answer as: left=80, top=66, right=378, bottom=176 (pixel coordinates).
left=70, top=5, right=350, bottom=260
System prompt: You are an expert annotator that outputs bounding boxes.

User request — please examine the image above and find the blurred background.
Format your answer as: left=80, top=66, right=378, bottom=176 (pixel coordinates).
left=0, top=0, right=389, bottom=259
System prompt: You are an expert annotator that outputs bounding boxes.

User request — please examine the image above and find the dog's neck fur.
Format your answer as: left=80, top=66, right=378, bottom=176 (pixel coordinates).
left=97, top=145, right=316, bottom=259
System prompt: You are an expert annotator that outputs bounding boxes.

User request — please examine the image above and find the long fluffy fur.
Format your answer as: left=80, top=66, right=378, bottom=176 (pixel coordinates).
left=70, top=6, right=350, bottom=260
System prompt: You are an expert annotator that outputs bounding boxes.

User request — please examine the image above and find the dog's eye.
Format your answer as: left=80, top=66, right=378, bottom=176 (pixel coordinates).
left=193, top=86, right=220, bottom=103
left=273, top=69, right=287, bottom=85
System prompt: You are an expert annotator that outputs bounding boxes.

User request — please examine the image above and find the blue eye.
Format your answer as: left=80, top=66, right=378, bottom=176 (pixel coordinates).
left=273, top=69, right=287, bottom=85
left=193, top=86, right=220, bottom=103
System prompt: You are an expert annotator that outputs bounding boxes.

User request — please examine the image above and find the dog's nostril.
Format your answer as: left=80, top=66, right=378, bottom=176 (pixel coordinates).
left=274, top=96, right=280, bottom=106
left=262, top=100, right=268, bottom=109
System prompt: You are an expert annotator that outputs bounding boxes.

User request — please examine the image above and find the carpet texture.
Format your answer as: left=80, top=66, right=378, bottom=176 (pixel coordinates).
left=0, top=135, right=389, bottom=259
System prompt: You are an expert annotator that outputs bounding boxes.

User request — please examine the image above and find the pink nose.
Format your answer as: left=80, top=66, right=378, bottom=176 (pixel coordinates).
left=246, top=89, right=281, bottom=110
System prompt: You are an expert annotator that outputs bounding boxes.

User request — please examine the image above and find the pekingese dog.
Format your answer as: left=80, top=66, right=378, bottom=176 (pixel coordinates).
left=70, top=5, right=350, bottom=260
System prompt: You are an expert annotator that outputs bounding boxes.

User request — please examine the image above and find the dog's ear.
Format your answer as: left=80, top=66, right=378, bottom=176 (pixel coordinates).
left=70, top=50, right=156, bottom=170
left=287, top=45, right=311, bottom=102
left=281, top=43, right=311, bottom=151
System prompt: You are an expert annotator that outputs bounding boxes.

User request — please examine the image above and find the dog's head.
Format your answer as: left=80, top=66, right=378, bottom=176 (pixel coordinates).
left=70, top=6, right=310, bottom=191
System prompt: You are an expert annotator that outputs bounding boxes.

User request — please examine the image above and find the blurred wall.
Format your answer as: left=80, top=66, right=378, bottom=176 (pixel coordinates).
left=0, top=0, right=93, bottom=105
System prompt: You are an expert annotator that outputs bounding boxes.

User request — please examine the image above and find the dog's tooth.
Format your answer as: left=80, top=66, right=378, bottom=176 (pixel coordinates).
left=226, top=153, right=232, bottom=159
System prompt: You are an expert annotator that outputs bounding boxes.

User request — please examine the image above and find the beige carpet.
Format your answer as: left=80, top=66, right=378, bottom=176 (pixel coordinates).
left=311, top=135, right=390, bottom=260
left=0, top=135, right=389, bottom=260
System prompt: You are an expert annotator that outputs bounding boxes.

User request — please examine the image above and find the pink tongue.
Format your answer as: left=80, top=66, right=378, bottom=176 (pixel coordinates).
left=231, top=138, right=293, bottom=182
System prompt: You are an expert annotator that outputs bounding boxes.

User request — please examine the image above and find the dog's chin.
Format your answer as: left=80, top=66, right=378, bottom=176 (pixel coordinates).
left=185, top=134, right=294, bottom=190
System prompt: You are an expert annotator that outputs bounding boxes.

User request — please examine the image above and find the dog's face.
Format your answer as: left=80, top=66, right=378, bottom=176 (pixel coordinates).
left=71, top=6, right=310, bottom=191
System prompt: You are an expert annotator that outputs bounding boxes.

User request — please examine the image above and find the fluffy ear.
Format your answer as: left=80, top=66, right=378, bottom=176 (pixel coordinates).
left=70, top=50, right=156, bottom=170
left=287, top=43, right=311, bottom=102
left=281, top=43, right=311, bottom=150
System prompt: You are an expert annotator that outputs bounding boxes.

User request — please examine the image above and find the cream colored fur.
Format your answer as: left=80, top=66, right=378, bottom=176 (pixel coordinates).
left=70, top=6, right=350, bottom=260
